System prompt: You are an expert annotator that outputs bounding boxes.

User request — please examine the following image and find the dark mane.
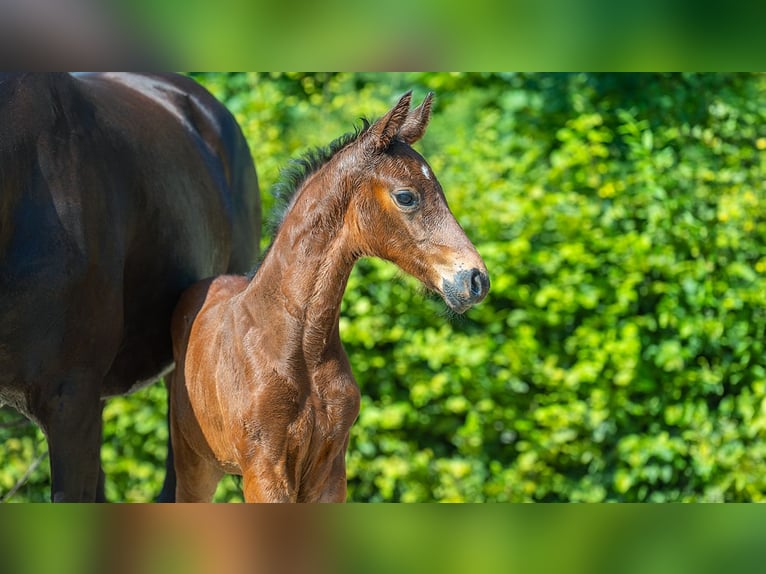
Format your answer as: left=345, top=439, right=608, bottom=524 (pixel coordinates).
left=267, top=118, right=370, bottom=237
left=245, top=118, right=370, bottom=279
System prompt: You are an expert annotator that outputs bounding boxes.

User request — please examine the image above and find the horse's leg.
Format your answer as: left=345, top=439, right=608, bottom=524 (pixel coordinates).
left=156, top=431, right=177, bottom=502
left=41, top=375, right=103, bottom=502
left=95, top=401, right=109, bottom=503
left=319, top=440, right=350, bottom=503
left=242, top=469, right=272, bottom=503
left=172, top=431, right=223, bottom=502
left=241, top=460, right=294, bottom=503
left=169, top=367, right=222, bottom=502
left=156, top=376, right=177, bottom=502
left=95, top=467, right=108, bottom=502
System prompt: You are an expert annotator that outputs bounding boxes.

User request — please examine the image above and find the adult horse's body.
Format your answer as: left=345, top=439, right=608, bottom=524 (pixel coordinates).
left=170, top=92, right=489, bottom=502
left=0, top=73, right=261, bottom=501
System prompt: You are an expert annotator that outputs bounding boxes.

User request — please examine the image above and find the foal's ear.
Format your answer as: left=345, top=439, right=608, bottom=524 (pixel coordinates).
left=364, top=91, right=412, bottom=152
left=397, top=92, right=433, bottom=145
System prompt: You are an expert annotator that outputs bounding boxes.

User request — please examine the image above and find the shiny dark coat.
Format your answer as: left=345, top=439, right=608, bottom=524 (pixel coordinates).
left=0, top=73, right=260, bottom=501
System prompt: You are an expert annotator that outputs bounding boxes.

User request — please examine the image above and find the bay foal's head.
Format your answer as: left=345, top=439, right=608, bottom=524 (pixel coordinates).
left=339, top=91, right=489, bottom=313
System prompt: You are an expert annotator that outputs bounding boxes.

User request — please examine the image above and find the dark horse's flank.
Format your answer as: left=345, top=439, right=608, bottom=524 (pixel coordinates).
left=0, top=73, right=261, bottom=501
left=170, top=92, right=489, bottom=502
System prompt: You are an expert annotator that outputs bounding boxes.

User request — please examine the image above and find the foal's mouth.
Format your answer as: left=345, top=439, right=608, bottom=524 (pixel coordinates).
left=441, top=268, right=490, bottom=314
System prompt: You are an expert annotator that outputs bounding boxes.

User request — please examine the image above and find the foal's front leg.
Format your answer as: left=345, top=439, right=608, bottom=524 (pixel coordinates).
left=319, top=438, right=350, bottom=503
left=242, top=459, right=296, bottom=503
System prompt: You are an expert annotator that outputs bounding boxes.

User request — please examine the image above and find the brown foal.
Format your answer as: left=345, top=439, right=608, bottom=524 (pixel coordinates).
left=170, top=92, right=489, bottom=502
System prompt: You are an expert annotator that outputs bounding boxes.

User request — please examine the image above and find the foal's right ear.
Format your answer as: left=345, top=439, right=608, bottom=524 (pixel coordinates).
left=363, top=91, right=412, bottom=153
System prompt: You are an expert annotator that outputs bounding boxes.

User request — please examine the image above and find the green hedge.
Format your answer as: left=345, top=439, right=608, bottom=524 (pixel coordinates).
left=2, top=73, right=765, bottom=502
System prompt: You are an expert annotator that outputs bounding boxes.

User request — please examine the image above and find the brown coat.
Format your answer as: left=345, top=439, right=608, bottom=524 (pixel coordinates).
left=170, top=92, right=488, bottom=502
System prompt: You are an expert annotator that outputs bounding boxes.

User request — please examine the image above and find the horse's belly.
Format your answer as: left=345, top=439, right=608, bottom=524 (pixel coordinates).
left=0, top=248, right=123, bottom=411
left=103, top=231, right=232, bottom=396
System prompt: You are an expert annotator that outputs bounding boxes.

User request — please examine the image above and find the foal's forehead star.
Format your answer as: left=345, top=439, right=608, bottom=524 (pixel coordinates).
left=421, top=164, right=431, bottom=180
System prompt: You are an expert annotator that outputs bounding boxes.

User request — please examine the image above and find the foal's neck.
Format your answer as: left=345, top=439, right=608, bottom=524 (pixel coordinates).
left=243, top=171, right=356, bottom=365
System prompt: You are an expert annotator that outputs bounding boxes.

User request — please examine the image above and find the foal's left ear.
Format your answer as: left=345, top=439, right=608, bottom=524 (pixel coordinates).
left=397, top=92, right=433, bottom=145
left=364, top=91, right=412, bottom=152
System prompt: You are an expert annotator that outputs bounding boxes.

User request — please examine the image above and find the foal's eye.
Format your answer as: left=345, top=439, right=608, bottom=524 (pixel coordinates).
left=392, top=190, right=418, bottom=209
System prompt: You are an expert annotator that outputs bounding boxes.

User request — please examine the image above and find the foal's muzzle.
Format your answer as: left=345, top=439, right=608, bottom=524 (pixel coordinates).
left=442, top=268, right=490, bottom=313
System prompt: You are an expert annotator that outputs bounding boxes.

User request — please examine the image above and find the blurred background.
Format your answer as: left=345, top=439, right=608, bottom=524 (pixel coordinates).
left=3, top=0, right=766, bottom=69
left=2, top=72, right=766, bottom=503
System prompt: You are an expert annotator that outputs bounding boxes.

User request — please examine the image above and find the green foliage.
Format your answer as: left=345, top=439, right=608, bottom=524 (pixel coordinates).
left=2, top=73, right=766, bottom=502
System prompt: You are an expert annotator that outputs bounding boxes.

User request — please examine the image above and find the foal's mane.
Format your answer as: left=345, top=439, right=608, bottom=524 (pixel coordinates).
left=267, top=118, right=371, bottom=237
left=247, top=118, right=370, bottom=278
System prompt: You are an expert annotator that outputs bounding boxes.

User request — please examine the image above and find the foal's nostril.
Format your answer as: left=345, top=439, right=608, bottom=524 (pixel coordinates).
left=470, top=269, right=483, bottom=297
left=468, top=268, right=489, bottom=301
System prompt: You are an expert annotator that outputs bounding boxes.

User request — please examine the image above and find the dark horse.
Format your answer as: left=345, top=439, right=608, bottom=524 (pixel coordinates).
left=0, top=73, right=261, bottom=501
left=169, top=92, right=489, bottom=502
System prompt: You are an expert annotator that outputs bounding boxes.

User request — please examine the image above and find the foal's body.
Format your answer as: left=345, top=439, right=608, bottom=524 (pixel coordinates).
left=171, top=93, right=488, bottom=502
left=172, top=270, right=358, bottom=502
